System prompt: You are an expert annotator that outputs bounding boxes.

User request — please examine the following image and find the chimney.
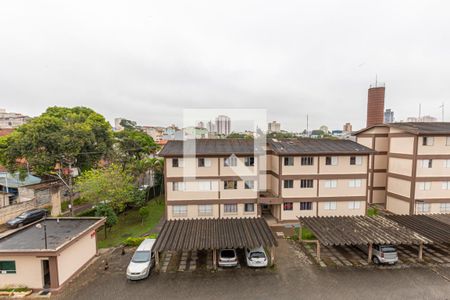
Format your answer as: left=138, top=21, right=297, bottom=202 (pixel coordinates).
left=366, top=84, right=385, bottom=127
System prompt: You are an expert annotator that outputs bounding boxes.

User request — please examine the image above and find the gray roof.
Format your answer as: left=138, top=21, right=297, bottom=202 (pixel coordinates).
left=159, top=139, right=256, bottom=157
left=0, top=218, right=102, bottom=251
left=0, top=172, right=41, bottom=189
left=354, top=122, right=450, bottom=135
left=268, top=138, right=374, bottom=155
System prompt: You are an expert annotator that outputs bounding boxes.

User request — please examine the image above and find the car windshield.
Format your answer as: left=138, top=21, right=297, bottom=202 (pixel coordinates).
left=380, top=246, right=396, bottom=253
left=250, top=252, right=265, bottom=259
left=221, top=250, right=235, bottom=258
left=17, top=213, right=29, bottom=219
left=132, top=251, right=151, bottom=263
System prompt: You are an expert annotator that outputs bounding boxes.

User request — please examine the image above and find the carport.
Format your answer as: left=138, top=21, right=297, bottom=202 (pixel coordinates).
left=298, top=216, right=431, bottom=263
left=153, top=217, right=278, bottom=270
left=385, top=214, right=450, bottom=244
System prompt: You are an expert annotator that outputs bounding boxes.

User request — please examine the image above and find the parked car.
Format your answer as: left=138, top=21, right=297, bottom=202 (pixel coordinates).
left=358, top=244, right=398, bottom=265
left=126, top=238, right=156, bottom=280
left=218, top=249, right=238, bottom=267
left=6, top=209, right=47, bottom=229
left=245, top=247, right=268, bottom=268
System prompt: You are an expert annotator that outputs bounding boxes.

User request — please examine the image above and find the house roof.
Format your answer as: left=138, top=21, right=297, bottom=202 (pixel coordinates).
left=153, top=217, right=278, bottom=252
left=159, top=138, right=374, bottom=157
left=354, top=122, right=450, bottom=136
left=159, top=139, right=256, bottom=157
left=0, top=172, right=41, bottom=188
left=0, top=218, right=104, bottom=253
left=0, top=128, right=14, bottom=137
left=268, top=138, right=374, bottom=155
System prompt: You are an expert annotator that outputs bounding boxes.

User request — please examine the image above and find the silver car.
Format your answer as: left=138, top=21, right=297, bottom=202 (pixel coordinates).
left=126, top=239, right=156, bottom=280
left=218, top=249, right=238, bottom=267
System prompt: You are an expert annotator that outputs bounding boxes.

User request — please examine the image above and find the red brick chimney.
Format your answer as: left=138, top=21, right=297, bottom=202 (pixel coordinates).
left=366, top=85, right=385, bottom=127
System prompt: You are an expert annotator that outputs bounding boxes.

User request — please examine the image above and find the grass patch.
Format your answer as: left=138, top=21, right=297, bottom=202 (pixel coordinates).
left=291, top=227, right=316, bottom=240
left=97, top=195, right=165, bottom=248
left=367, top=207, right=378, bottom=216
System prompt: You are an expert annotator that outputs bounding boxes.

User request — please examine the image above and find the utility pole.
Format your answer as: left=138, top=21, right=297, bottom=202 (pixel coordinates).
left=306, top=114, right=309, bottom=137
left=68, top=160, right=74, bottom=216
left=440, top=103, right=445, bottom=122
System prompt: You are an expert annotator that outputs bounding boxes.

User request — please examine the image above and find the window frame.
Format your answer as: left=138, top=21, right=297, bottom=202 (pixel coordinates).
left=348, top=201, right=361, bottom=210
left=198, top=204, right=213, bottom=216
left=418, top=182, right=431, bottom=191
left=440, top=203, right=450, bottom=213
left=224, top=180, right=238, bottom=190
left=325, top=156, right=338, bottom=166
left=324, top=201, right=337, bottom=210
left=416, top=202, right=430, bottom=213
left=172, top=205, right=188, bottom=217
left=301, top=156, right=314, bottom=166
left=224, top=156, right=237, bottom=167
left=0, top=260, right=16, bottom=274
left=172, top=181, right=186, bottom=191
left=348, top=179, right=362, bottom=188
left=244, top=203, right=255, bottom=212
left=284, top=157, right=294, bottom=166
left=224, top=203, right=238, bottom=214
left=244, top=156, right=255, bottom=167
left=300, top=179, right=314, bottom=188
left=324, top=180, right=337, bottom=188
left=422, top=136, right=434, bottom=146
left=283, top=202, right=293, bottom=211
left=300, top=201, right=312, bottom=211
left=283, top=180, right=294, bottom=189
left=244, top=180, right=255, bottom=190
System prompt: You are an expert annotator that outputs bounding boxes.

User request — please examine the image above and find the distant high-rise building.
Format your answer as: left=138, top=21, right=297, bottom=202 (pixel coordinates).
left=197, top=121, right=205, bottom=129
left=343, top=123, right=352, bottom=132
left=366, top=84, right=385, bottom=127
left=0, top=108, right=30, bottom=129
left=215, top=115, right=231, bottom=135
left=207, top=121, right=216, bottom=133
left=268, top=121, right=281, bottom=133
left=406, top=115, right=438, bottom=123
left=384, top=109, right=394, bottom=123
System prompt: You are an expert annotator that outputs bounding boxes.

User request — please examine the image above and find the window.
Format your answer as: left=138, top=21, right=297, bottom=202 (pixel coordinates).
left=244, top=203, right=255, bottom=212
left=224, top=180, right=237, bottom=190
left=324, top=180, right=337, bottom=188
left=301, top=157, right=314, bottom=166
left=325, top=156, right=338, bottom=166
left=444, top=160, right=450, bottom=168
left=199, top=181, right=213, bottom=191
left=224, top=156, right=237, bottom=167
left=0, top=261, right=16, bottom=274
left=300, top=179, right=314, bottom=188
left=172, top=205, right=188, bottom=217
left=172, top=182, right=185, bottom=191
left=420, top=159, right=433, bottom=168
left=447, top=137, right=450, bottom=146
left=348, top=179, right=362, bottom=188
left=300, top=202, right=312, bottom=211
left=284, top=157, right=294, bottom=166
left=244, top=180, right=254, bottom=189
left=350, top=156, right=362, bottom=165
left=440, top=203, right=450, bottom=213
left=198, top=205, right=213, bottom=216
left=348, top=201, right=361, bottom=210
left=416, top=203, right=430, bottom=213
left=422, top=137, right=434, bottom=146
left=418, top=182, right=431, bottom=191
left=224, top=204, right=238, bottom=213
left=198, top=158, right=211, bottom=167
left=442, top=181, right=450, bottom=190
left=283, top=202, right=293, bottom=211
left=245, top=156, right=255, bottom=166
left=324, top=201, right=337, bottom=210
left=283, top=180, right=294, bottom=189
left=172, top=158, right=183, bottom=168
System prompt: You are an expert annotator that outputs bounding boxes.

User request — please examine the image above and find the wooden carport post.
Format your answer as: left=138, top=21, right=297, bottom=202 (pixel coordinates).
left=316, top=240, right=321, bottom=261
left=213, top=249, right=217, bottom=270
left=367, top=243, right=373, bottom=264
left=418, top=242, right=423, bottom=261
left=155, top=251, right=160, bottom=271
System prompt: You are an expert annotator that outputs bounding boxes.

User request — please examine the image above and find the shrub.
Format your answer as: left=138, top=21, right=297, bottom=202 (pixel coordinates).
left=77, top=208, right=96, bottom=217
left=122, top=234, right=158, bottom=247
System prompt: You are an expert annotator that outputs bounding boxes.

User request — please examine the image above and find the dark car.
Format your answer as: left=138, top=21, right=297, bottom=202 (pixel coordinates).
left=6, top=209, right=47, bottom=229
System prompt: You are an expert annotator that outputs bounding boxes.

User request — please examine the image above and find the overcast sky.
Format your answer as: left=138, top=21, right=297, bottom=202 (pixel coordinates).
left=1, top=0, right=450, bottom=132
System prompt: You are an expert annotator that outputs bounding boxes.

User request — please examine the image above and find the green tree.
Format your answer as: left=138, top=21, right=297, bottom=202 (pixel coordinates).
left=75, top=164, right=136, bottom=213
left=227, top=132, right=253, bottom=139
left=95, top=203, right=118, bottom=238
left=113, top=128, right=158, bottom=166
left=0, top=106, right=113, bottom=176
left=138, top=206, right=150, bottom=225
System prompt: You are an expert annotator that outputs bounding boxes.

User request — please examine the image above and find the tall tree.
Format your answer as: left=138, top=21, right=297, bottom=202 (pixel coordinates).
left=0, top=106, right=113, bottom=176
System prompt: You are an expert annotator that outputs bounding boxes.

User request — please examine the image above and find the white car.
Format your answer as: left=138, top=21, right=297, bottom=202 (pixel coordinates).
left=218, top=249, right=238, bottom=267
left=245, top=247, right=268, bottom=268
left=126, top=238, right=156, bottom=280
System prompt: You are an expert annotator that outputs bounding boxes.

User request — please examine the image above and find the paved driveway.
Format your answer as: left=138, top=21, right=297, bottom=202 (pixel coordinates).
left=56, top=238, right=450, bottom=300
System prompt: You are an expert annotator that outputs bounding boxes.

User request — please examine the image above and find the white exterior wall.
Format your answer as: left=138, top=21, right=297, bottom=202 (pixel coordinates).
left=0, top=255, right=43, bottom=289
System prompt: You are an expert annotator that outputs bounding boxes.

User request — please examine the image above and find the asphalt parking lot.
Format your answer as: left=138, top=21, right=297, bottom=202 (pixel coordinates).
left=56, top=238, right=450, bottom=300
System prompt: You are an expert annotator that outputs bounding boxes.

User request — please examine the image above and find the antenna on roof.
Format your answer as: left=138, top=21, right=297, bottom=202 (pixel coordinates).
left=418, top=104, right=422, bottom=121
left=440, top=102, right=445, bottom=122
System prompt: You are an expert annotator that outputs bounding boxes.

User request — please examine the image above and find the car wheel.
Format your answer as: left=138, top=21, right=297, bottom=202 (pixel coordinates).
left=18, top=223, right=23, bottom=228
left=372, top=256, right=380, bottom=265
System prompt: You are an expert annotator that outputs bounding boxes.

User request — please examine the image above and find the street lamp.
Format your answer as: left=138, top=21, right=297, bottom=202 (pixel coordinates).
left=35, top=223, right=48, bottom=249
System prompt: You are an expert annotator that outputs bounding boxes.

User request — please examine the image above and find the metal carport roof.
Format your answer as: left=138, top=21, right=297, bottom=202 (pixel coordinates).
left=384, top=214, right=450, bottom=244
left=298, top=215, right=431, bottom=246
left=153, top=217, right=278, bottom=252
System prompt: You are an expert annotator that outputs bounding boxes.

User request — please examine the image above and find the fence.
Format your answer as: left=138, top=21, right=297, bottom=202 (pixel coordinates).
left=0, top=198, right=48, bottom=224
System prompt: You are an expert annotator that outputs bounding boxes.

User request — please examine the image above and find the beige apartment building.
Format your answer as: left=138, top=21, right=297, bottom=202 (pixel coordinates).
left=355, top=122, right=450, bottom=215
left=159, top=138, right=374, bottom=222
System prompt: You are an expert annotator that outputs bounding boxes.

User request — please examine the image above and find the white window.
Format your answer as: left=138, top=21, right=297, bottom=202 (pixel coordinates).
left=447, top=137, right=450, bottom=146
left=224, top=156, right=237, bottom=167
left=418, top=182, right=431, bottom=191
left=348, top=179, right=362, bottom=188
left=224, top=204, right=238, bottom=214
left=172, top=205, right=188, bottom=217
left=348, top=201, right=361, bottom=210
left=325, top=156, right=338, bottom=166
left=350, top=156, right=363, bottom=165
left=444, top=160, right=450, bottom=168
left=244, top=180, right=255, bottom=189
left=440, top=203, right=450, bottom=213
left=416, top=203, right=430, bottom=213
left=199, top=181, right=213, bottom=191
left=172, top=158, right=184, bottom=168
left=420, top=159, right=433, bottom=168
left=422, top=137, right=434, bottom=146
left=442, top=181, right=450, bottom=190
left=198, top=205, right=213, bottom=216
left=244, top=203, right=255, bottom=212
left=324, top=201, right=337, bottom=210
left=198, top=158, right=211, bottom=167
left=172, top=182, right=186, bottom=191
left=324, top=180, right=337, bottom=188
